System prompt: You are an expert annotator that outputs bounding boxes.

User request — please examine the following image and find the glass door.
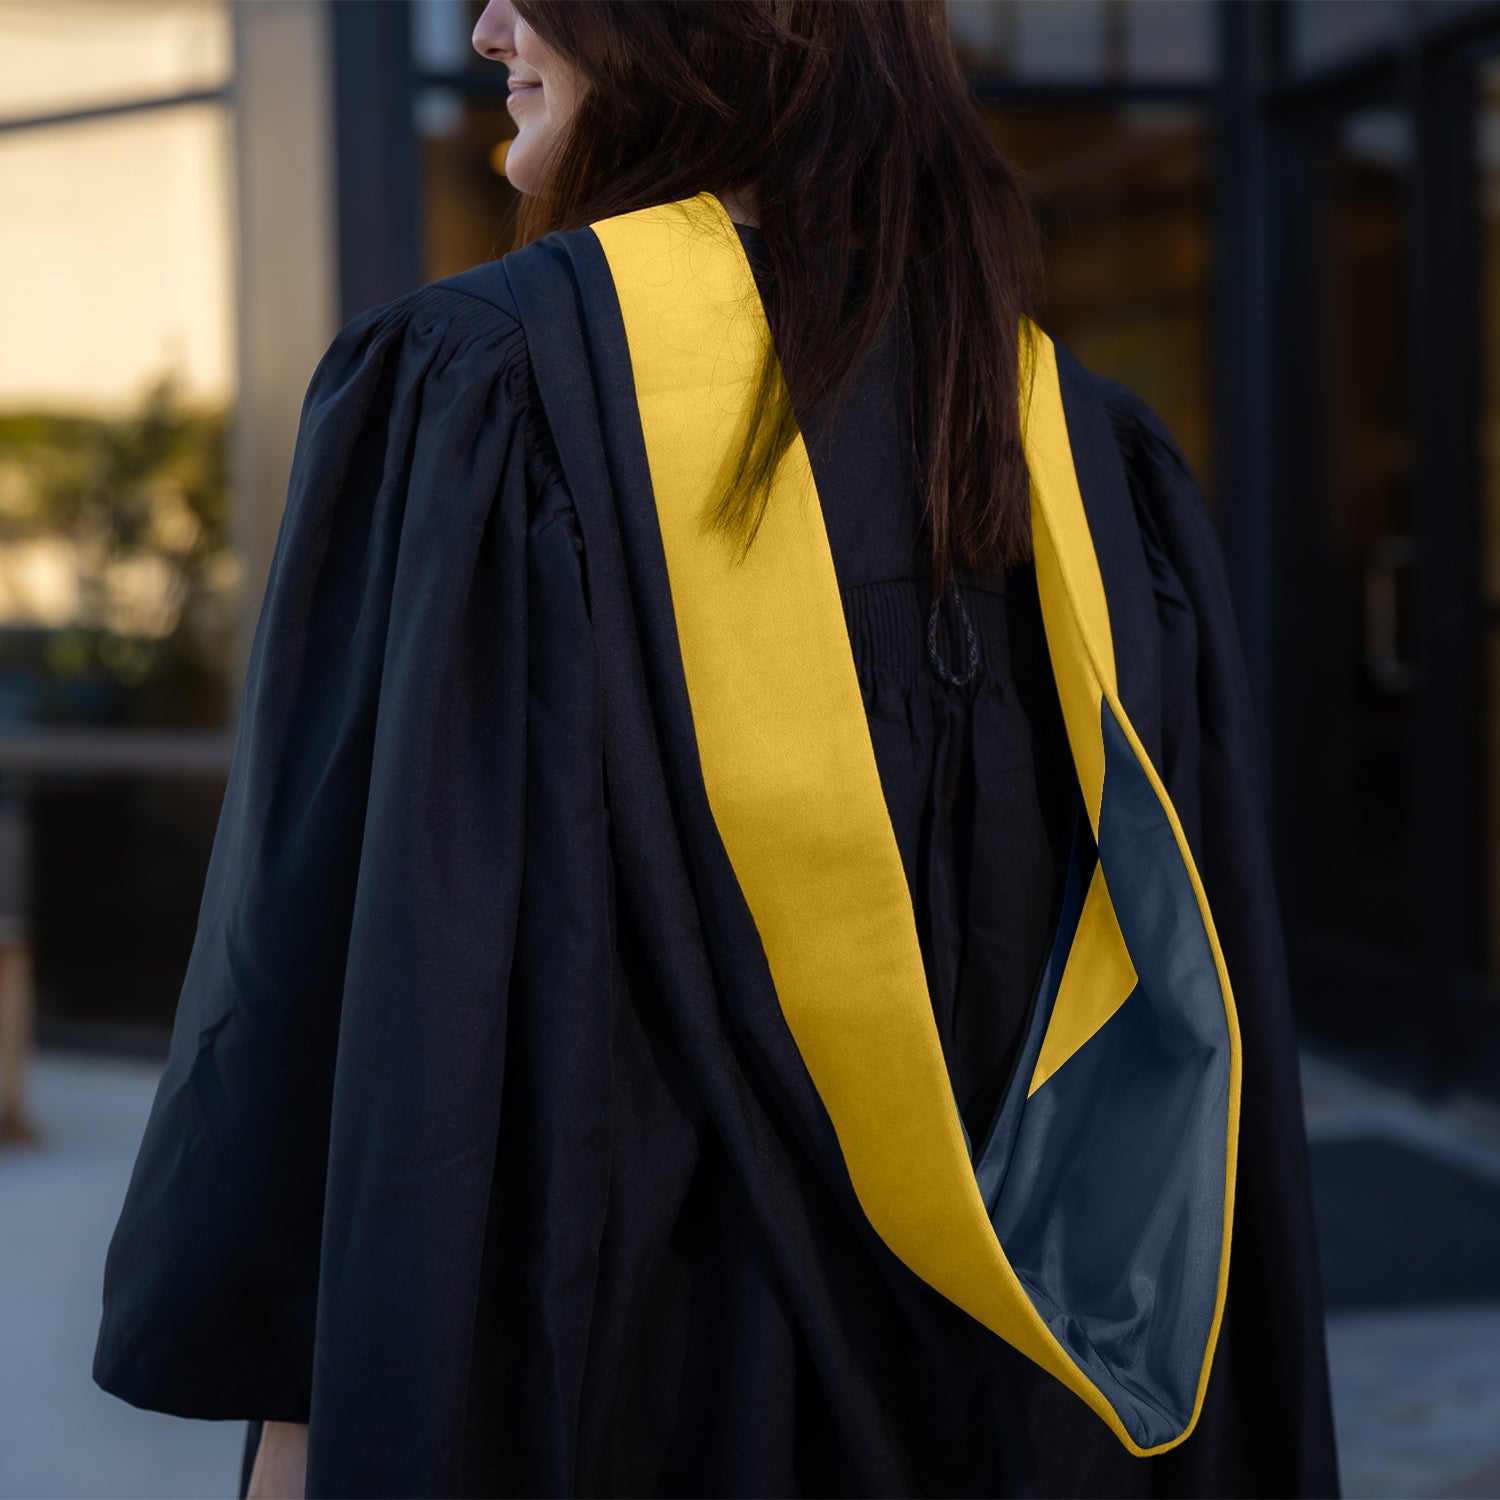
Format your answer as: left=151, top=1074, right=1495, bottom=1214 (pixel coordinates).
left=1466, top=51, right=1500, bottom=1090
left=1278, top=39, right=1500, bottom=1101
left=1273, top=97, right=1433, bottom=1082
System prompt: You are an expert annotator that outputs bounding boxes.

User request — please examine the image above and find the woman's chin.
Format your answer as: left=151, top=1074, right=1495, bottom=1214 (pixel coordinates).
left=503, top=139, right=540, bottom=195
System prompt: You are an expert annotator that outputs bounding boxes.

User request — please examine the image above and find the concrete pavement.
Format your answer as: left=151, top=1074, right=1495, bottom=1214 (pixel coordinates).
left=3, top=1049, right=1499, bottom=1498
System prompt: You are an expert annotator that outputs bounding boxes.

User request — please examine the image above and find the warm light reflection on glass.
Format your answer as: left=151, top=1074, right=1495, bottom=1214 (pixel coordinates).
left=985, top=103, right=1213, bottom=499
left=0, top=0, right=230, bottom=123
left=0, top=78, right=237, bottom=727
left=0, top=105, right=234, bottom=411
left=419, top=92, right=519, bottom=280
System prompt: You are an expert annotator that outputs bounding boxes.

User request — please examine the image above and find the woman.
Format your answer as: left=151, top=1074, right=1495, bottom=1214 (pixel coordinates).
left=94, top=3, right=1339, bottom=1497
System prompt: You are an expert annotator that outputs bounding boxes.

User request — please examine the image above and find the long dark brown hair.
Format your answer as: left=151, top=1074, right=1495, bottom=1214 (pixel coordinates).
left=510, top=0, right=1044, bottom=593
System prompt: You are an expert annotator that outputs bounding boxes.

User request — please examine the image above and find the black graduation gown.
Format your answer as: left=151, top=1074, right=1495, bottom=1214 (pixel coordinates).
left=93, top=209, right=1339, bottom=1498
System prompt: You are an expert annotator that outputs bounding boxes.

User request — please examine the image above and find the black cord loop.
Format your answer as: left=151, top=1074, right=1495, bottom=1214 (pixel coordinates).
left=925, top=575, right=979, bottom=687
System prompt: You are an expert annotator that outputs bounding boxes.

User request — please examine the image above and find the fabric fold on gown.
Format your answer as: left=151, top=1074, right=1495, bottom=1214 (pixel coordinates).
left=93, top=224, right=1339, bottom=1499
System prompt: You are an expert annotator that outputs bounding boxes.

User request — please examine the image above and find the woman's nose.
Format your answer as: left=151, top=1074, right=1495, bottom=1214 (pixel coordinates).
left=472, top=0, right=516, bottom=62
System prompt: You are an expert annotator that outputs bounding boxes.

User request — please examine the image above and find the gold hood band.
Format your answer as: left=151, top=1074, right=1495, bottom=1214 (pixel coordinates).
left=589, top=191, right=1241, bottom=1456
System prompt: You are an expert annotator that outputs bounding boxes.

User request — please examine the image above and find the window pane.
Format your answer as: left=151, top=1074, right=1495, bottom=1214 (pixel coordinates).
left=0, top=103, right=238, bottom=729
left=1477, top=57, right=1500, bottom=983
left=0, top=0, right=230, bottom=123
left=1484, top=63, right=1500, bottom=614
left=1123, top=1, right=1215, bottom=81
left=946, top=0, right=1214, bottom=83
left=1427, top=0, right=1500, bottom=17
left=1296, top=106, right=1417, bottom=952
left=411, top=0, right=483, bottom=75
left=419, top=89, right=519, bottom=280
left=1015, top=0, right=1112, bottom=80
left=986, top=103, right=1214, bottom=500
left=1287, top=0, right=1404, bottom=74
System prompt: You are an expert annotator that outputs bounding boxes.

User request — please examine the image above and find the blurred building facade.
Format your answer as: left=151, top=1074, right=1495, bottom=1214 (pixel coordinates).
left=0, top=0, right=1497, bottom=1101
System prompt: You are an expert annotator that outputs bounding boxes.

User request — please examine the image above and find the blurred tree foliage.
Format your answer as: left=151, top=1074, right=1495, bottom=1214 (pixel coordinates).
left=0, top=372, right=237, bottom=729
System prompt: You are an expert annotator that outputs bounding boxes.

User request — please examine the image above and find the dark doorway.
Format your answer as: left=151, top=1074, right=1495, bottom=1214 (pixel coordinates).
left=1273, top=27, right=1500, bottom=1102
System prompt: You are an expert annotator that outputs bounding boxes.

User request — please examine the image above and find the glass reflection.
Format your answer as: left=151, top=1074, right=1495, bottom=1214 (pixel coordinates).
left=1298, top=106, right=1416, bottom=952
left=420, top=90, right=520, bottom=280
left=986, top=102, right=1214, bottom=499
left=1477, top=57, right=1500, bottom=981
left=411, top=0, right=483, bottom=76
left=0, top=103, right=237, bottom=728
left=945, top=0, right=1213, bottom=82
left=0, top=0, right=230, bottom=124
left=1287, top=0, right=1405, bottom=73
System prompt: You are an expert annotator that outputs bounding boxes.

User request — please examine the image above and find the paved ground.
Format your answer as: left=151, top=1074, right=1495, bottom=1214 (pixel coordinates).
left=0, top=1054, right=243, bottom=1499
left=1303, top=1053, right=1500, bottom=1499
left=1, top=1049, right=1498, bottom=1499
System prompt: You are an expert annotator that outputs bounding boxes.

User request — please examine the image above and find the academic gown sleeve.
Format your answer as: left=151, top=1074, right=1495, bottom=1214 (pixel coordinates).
left=92, top=281, right=601, bottom=1494
left=1093, top=375, right=1342, bottom=1498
